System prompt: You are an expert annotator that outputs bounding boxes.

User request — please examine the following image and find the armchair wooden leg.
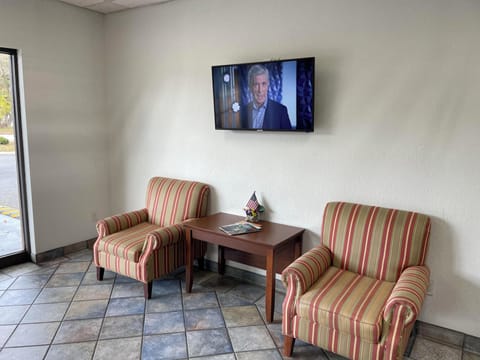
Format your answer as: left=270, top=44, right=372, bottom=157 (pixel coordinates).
left=283, top=335, right=295, bottom=357
left=96, top=267, right=104, bottom=281
left=144, top=281, right=153, bottom=299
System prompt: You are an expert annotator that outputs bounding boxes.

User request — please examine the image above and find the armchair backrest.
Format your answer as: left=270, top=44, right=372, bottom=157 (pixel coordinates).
left=321, top=202, right=430, bottom=282
left=145, top=177, right=210, bottom=227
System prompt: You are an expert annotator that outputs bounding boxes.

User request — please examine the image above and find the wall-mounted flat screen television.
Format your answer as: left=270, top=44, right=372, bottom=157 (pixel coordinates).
left=212, top=57, right=315, bottom=132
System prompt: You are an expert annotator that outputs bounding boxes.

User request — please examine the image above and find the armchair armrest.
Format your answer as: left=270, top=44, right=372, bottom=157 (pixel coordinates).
left=384, top=265, right=430, bottom=327
left=282, top=245, right=332, bottom=295
left=96, top=208, right=149, bottom=237
left=141, top=224, right=184, bottom=258
left=281, top=245, right=332, bottom=335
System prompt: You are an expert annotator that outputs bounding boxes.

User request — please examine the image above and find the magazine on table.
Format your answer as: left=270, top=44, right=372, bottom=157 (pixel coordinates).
left=218, top=221, right=262, bottom=236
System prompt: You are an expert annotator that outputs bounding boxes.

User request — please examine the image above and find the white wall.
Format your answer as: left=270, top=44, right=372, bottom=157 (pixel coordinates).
left=0, top=0, right=109, bottom=254
left=105, top=0, right=480, bottom=336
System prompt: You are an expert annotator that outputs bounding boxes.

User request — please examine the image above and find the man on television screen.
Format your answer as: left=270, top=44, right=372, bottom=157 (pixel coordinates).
left=240, top=64, right=291, bottom=130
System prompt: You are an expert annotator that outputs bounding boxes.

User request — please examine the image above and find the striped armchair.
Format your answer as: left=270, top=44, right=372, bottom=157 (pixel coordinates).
left=282, top=202, right=431, bottom=360
left=93, top=177, right=210, bottom=299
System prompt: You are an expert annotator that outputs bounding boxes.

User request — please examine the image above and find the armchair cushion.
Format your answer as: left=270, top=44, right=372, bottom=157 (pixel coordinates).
left=96, top=222, right=160, bottom=262
left=297, top=267, right=395, bottom=343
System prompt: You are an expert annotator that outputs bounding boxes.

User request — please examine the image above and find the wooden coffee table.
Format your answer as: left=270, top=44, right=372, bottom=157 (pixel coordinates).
left=184, top=212, right=304, bottom=323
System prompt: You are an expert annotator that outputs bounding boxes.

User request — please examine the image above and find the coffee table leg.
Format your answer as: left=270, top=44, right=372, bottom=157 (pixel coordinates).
left=185, top=229, right=193, bottom=293
left=218, top=245, right=225, bottom=275
left=265, top=249, right=275, bottom=323
left=294, top=234, right=302, bottom=259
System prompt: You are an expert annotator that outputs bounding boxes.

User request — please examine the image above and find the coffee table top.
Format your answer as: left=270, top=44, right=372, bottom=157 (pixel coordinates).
left=184, top=212, right=304, bottom=247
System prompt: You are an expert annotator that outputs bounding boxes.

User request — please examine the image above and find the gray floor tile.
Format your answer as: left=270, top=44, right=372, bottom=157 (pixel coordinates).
left=27, top=265, right=58, bottom=276
left=196, top=274, right=241, bottom=293
left=221, top=305, right=263, bottom=327
left=464, top=352, right=480, bottom=360
left=94, top=337, right=142, bottom=360
left=142, top=333, right=187, bottom=360
left=186, top=328, right=233, bottom=357
left=183, top=291, right=219, bottom=310
left=6, top=322, right=60, bottom=346
left=111, top=282, right=144, bottom=298
left=46, top=272, right=84, bottom=287
left=152, top=279, right=182, bottom=296
left=64, top=299, right=109, bottom=320
left=236, top=349, right=283, bottom=360
left=55, top=261, right=90, bottom=274
left=0, top=304, right=29, bottom=324
left=0, top=345, right=49, bottom=360
left=217, top=291, right=254, bottom=307
left=45, top=341, right=96, bottom=360
left=0, top=288, right=41, bottom=305
left=0, top=277, right=15, bottom=291
left=105, top=297, right=145, bottom=317
left=410, top=336, right=462, bottom=360
left=81, top=270, right=115, bottom=285
left=0, top=262, right=42, bottom=277
left=115, top=275, right=138, bottom=284
left=228, top=325, right=276, bottom=352
left=0, top=324, right=16, bottom=347
left=9, top=274, right=50, bottom=290
left=34, top=286, right=77, bottom=304
left=226, top=283, right=265, bottom=303
left=100, top=314, right=144, bottom=339
left=190, top=354, right=235, bottom=360
left=21, top=302, right=69, bottom=323
left=144, top=311, right=185, bottom=335
left=53, top=318, right=102, bottom=344
left=146, top=293, right=183, bottom=313
left=73, top=283, right=113, bottom=301
left=185, top=308, right=225, bottom=330
left=266, top=322, right=284, bottom=348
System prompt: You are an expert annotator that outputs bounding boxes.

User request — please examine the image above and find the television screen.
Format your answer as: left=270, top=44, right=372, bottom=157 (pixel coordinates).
left=212, top=57, right=315, bottom=132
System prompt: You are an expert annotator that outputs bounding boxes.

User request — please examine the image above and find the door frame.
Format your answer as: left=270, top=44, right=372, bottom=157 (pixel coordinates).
left=0, top=47, right=30, bottom=267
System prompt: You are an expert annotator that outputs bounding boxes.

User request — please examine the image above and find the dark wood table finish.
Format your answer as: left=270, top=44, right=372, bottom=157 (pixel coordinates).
left=184, top=212, right=304, bottom=323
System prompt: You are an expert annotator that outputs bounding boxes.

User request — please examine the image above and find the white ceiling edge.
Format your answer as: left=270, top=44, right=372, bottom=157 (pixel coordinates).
left=57, top=0, right=175, bottom=14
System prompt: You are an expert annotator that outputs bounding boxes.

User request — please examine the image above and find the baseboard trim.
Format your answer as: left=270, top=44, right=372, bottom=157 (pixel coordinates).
left=32, top=238, right=96, bottom=263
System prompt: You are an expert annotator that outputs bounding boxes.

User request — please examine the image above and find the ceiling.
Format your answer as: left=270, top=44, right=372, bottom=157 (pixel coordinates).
left=57, top=0, right=175, bottom=14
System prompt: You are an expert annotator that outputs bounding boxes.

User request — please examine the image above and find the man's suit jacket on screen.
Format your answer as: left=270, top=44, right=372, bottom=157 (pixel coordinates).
left=240, top=100, right=292, bottom=130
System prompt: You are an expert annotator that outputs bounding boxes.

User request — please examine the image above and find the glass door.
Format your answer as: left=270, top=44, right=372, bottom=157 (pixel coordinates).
left=0, top=48, right=29, bottom=267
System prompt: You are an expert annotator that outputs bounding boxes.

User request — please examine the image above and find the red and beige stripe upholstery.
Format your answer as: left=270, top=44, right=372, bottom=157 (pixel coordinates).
left=146, top=177, right=209, bottom=227
left=93, top=177, right=210, bottom=296
left=282, top=202, right=431, bottom=360
left=321, top=202, right=430, bottom=282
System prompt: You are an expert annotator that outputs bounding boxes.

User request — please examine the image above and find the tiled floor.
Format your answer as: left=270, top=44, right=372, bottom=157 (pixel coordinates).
left=0, top=248, right=479, bottom=359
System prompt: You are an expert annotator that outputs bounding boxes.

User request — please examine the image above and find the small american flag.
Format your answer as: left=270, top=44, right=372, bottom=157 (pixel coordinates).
left=245, top=191, right=259, bottom=211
